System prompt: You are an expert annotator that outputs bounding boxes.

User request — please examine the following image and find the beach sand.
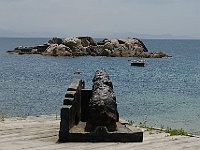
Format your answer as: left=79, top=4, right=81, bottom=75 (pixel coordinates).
left=0, top=115, right=199, bottom=150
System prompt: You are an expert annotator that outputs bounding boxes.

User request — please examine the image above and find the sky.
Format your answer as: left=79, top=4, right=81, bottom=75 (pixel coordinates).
left=0, top=0, right=200, bottom=38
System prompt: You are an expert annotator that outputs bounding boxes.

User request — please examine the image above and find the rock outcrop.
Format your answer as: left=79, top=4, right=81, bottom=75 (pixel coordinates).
left=7, top=36, right=172, bottom=58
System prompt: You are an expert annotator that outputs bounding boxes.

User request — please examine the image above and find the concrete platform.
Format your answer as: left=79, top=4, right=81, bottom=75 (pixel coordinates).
left=0, top=115, right=200, bottom=150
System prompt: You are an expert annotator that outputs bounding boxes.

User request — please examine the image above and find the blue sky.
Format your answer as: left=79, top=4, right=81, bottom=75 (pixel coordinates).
left=0, top=0, right=199, bottom=38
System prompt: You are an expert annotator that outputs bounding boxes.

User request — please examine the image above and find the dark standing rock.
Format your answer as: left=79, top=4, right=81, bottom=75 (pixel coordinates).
left=48, top=37, right=63, bottom=45
left=85, top=70, right=119, bottom=132
left=37, top=45, right=50, bottom=53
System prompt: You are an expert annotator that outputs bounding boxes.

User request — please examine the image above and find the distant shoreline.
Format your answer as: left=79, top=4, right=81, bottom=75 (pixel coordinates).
left=1, top=36, right=200, bottom=40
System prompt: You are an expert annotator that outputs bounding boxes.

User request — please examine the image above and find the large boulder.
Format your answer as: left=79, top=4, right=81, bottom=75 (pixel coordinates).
left=42, top=44, right=72, bottom=56
left=62, top=37, right=89, bottom=56
left=63, top=37, right=82, bottom=49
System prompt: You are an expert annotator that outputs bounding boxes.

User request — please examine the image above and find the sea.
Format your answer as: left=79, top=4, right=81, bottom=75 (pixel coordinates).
left=0, top=37, right=200, bottom=136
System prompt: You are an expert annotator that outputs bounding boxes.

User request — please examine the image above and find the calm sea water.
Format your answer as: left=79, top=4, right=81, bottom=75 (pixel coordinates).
left=0, top=38, right=200, bottom=136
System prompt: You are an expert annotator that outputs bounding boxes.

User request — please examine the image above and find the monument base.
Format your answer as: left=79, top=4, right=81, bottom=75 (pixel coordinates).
left=59, top=121, right=143, bottom=142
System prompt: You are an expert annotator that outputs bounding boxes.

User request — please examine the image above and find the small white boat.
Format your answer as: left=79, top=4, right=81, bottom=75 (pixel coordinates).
left=131, top=60, right=145, bottom=67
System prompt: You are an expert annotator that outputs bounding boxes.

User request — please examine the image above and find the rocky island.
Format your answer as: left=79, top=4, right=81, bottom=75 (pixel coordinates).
left=7, top=37, right=171, bottom=58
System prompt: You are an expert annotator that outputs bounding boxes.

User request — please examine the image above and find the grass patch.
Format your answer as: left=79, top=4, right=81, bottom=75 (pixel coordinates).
left=127, top=119, right=188, bottom=136
left=0, top=113, right=6, bottom=121
left=165, top=127, right=188, bottom=136
left=128, top=120, right=134, bottom=126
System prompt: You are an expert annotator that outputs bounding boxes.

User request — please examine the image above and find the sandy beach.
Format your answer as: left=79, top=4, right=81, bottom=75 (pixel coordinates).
left=0, top=115, right=199, bottom=150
